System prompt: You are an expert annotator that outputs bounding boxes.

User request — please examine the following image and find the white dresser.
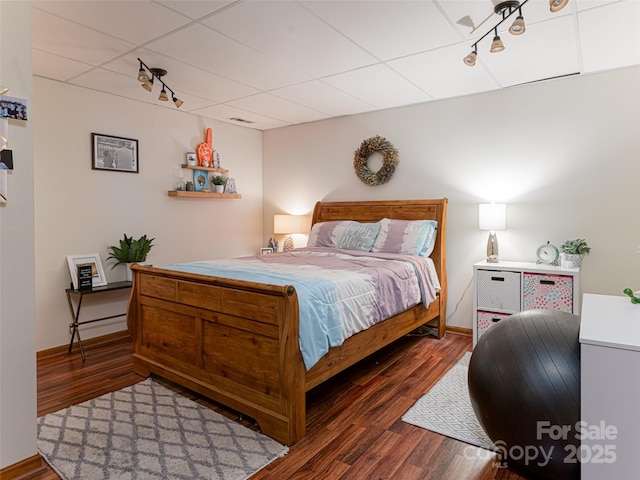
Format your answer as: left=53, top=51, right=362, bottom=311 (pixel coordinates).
left=580, top=293, right=640, bottom=479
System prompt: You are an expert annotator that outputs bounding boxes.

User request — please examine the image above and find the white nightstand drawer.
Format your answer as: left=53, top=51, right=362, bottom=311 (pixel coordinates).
left=476, top=270, right=521, bottom=312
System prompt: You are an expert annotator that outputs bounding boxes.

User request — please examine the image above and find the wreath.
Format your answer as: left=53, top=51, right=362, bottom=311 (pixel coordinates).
left=353, top=135, right=399, bottom=186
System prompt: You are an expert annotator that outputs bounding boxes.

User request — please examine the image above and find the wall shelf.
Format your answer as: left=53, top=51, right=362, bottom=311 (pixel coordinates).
left=181, top=164, right=228, bottom=174
left=168, top=190, right=241, bottom=199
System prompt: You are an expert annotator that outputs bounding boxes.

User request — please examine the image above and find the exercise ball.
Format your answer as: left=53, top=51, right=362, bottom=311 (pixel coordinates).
left=468, top=309, right=580, bottom=480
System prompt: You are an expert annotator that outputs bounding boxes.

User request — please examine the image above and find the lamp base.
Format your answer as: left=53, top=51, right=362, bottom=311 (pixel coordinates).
left=283, top=235, right=294, bottom=252
left=486, top=231, right=499, bottom=263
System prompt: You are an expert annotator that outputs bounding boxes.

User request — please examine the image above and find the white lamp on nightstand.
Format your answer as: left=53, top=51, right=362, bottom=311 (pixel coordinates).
left=479, top=203, right=506, bottom=263
left=274, top=214, right=305, bottom=252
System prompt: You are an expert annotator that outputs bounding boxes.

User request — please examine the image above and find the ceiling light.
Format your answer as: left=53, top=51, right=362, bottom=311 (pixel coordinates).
left=549, top=0, right=569, bottom=12
left=462, top=0, right=568, bottom=66
left=141, top=78, right=154, bottom=92
left=137, top=61, right=149, bottom=83
left=509, top=10, right=526, bottom=35
left=490, top=29, right=505, bottom=53
left=136, top=58, right=183, bottom=109
left=463, top=50, right=477, bottom=66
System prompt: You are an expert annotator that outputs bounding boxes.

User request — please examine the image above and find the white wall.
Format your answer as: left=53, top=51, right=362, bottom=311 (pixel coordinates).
left=34, top=77, right=264, bottom=350
left=0, top=0, right=37, bottom=470
left=263, top=67, right=640, bottom=329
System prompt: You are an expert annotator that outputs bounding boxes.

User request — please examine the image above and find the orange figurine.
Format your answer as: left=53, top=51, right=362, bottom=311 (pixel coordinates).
left=197, top=128, right=213, bottom=167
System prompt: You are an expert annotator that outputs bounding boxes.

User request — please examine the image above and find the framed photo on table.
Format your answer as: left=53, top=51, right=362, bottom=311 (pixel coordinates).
left=67, top=253, right=107, bottom=290
left=92, top=133, right=139, bottom=173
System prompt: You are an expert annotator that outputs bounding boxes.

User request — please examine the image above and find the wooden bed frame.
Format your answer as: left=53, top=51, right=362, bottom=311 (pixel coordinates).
left=127, top=198, right=447, bottom=445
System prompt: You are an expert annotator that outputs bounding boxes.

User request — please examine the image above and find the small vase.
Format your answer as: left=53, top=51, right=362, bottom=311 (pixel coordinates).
left=214, top=185, right=224, bottom=193
left=125, top=263, right=134, bottom=282
left=561, top=253, right=583, bottom=268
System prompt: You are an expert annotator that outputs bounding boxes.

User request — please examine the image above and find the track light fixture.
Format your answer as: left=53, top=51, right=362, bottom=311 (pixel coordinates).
left=463, top=0, right=569, bottom=66
left=136, top=58, right=183, bottom=108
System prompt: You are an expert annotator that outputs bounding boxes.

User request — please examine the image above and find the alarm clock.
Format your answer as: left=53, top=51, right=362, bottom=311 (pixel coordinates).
left=536, top=242, right=560, bottom=265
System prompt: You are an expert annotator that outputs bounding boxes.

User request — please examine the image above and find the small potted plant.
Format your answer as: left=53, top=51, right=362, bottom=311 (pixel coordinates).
left=106, top=234, right=155, bottom=281
left=560, top=238, right=590, bottom=268
left=211, top=175, right=226, bottom=193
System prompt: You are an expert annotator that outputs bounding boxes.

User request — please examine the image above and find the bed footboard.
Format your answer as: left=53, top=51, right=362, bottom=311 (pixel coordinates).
left=127, top=264, right=307, bottom=445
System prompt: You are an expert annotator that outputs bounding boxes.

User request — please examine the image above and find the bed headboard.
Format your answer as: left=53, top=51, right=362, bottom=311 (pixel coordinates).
left=311, top=198, right=448, bottom=314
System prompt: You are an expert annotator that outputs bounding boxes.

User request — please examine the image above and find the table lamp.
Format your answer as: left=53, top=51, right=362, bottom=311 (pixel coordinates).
left=274, top=214, right=305, bottom=252
left=479, top=203, right=506, bottom=263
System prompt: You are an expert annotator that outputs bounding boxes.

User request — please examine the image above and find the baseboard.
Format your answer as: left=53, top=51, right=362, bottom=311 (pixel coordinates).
left=0, top=453, right=48, bottom=479
left=446, top=325, right=472, bottom=336
left=37, top=329, right=130, bottom=359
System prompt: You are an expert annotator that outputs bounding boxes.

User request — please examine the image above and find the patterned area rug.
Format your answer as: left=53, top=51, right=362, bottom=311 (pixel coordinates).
left=402, top=352, right=494, bottom=451
left=37, top=379, right=288, bottom=480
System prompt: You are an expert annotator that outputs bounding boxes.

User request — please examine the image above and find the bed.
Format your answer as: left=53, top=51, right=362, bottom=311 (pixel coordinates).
left=126, top=198, right=448, bottom=445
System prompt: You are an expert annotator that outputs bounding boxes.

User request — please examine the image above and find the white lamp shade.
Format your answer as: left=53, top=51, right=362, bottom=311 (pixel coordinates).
left=479, top=204, right=506, bottom=231
left=274, top=214, right=305, bottom=235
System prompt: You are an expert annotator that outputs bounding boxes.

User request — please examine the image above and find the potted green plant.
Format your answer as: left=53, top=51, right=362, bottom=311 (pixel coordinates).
left=560, top=238, right=590, bottom=268
left=211, top=175, right=226, bottom=193
left=106, top=234, right=155, bottom=281
left=210, top=175, right=227, bottom=193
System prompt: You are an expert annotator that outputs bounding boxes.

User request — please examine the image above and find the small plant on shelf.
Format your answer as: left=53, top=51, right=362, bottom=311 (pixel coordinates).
left=106, top=234, right=155, bottom=268
left=560, top=238, right=590, bottom=268
left=210, top=175, right=227, bottom=186
left=560, top=239, right=590, bottom=255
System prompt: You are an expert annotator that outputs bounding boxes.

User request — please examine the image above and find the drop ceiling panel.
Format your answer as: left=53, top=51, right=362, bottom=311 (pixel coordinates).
left=32, top=49, right=93, bottom=82
left=193, top=104, right=289, bottom=130
left=32, top=9, right=134, bottom=67
left=576, top=0, right=622, bottom=12
left=201, top=1, right=377, bottom=77
left=157, top=0, right=235, bottom=20
left=323, top=64, right=432, bottom=108
left=480, top=15, right=579, bottom=87
left=388, top=43, right=501, bottom=99
left=228, top=94, right=330, bottom=124
left=304, top=1, right=462, bottom=60
left=33, top=0, right=191, bottom=45
left=145, top=24, right=311, bottom=90
left=578, top=0, right=640, bottom=73
left=271, top=81, right=375, bottom=117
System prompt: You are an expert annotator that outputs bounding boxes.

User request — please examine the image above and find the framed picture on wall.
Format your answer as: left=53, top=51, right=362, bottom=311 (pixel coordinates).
left=193, top=169, right=209, bottom=192
left=66, top=253, right=107, bottom=290
left=92, top=133, right=139, bottom=173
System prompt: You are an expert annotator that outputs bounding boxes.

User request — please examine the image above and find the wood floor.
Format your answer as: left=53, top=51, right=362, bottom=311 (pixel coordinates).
left=35, top=332, right=534, bottom=479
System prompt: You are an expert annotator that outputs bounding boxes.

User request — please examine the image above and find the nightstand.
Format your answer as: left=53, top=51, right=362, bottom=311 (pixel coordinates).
left=473, top=260, right=580, bottom=347
left=66, top=281, right=132, bottom=360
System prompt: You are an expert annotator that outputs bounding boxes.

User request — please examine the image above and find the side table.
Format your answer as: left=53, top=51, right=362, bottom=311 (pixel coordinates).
left=65, top=281, right=132, bottom=360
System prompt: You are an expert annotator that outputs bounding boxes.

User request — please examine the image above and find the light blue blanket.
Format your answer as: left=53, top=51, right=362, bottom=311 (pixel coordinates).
left=165, top=248, right=438, bottom=370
